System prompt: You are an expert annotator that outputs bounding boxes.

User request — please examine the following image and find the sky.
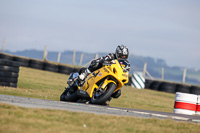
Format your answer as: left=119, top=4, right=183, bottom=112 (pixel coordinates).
left=0, top=0, right=200, bottom=68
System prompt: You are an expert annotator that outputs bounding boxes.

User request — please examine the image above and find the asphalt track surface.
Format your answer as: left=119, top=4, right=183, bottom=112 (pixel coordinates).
left=1, top=94, right=200, bottom=123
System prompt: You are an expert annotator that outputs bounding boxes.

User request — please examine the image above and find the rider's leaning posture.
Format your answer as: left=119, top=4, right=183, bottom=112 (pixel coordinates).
left=77, top=45, right=130, bottom=100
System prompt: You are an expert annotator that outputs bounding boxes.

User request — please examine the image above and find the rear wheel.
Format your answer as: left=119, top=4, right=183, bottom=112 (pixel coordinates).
left=60, top=87, right=79, bottom=102
left=90, top=82, right=116, bottom=105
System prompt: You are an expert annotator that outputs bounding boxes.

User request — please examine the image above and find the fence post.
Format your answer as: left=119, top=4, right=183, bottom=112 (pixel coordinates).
left=182, top=68, right=187, bottom=83
left=72, top=50, right=76, bottom=65
left=57, top=52, right=61, bottom=63
left=161, top=67, right=164, bottom=80
left=79, top=53, right=84, bottom=66
left=1, top=38, right=6, bottom=53
left=94, top=53, right=98, bottom=59
left=142, top=63, right=147, bottom=78
left=43, top=45, right=48, bottom=61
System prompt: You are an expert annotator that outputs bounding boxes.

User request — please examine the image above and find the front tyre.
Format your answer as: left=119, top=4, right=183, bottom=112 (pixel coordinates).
left=60, top=87, right=79, bottom=102
left=90, top=83, right=116, bottom=105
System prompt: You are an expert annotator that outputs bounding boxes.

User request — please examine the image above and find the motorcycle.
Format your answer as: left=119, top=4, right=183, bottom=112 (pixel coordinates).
left=60, top=59, right=129, bottom=105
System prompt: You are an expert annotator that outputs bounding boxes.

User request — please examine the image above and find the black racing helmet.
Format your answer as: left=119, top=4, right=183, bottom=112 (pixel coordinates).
left=115, top=45, right=129, bottom=60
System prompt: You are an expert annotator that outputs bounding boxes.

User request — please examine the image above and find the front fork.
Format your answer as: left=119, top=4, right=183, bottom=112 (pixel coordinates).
left=100, top=78, right=117, bottom=91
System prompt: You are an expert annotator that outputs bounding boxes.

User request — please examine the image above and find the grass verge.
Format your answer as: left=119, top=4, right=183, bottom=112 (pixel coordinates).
left=0, top=67, right=199, bottom=133
left=1, top=103, right=200, bottom=133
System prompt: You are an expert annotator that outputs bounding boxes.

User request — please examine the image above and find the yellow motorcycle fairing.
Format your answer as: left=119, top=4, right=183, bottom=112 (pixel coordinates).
left=80, top=59, right=129, bottom=98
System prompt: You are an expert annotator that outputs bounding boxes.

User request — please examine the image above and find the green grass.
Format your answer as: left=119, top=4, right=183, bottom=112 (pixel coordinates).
left=1, top=67, right=199, bottom=133
left=0, top=67, right=67, bottom=101
left=111, top=87, right=175, bottom=112
left=1, top=103, right=200, bottom=133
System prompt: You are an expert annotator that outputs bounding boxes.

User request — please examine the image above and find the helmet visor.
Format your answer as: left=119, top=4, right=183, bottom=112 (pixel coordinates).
left=117, top=53, right=128, bottom=60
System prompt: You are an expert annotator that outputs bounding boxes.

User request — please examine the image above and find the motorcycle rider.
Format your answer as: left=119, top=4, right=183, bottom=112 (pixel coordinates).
left=77, top=45, right=130, bottom=100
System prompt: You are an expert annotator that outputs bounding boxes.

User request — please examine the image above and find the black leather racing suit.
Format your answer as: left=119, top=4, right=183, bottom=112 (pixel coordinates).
left=88, top=53, right=117, bottom=72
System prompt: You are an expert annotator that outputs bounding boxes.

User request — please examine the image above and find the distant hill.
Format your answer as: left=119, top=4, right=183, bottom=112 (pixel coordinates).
left=4, top=49, right=200, bottom=85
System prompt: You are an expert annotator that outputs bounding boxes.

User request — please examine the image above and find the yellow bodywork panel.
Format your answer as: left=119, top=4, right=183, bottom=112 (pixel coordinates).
left=80, top=60, right=129, bottom=98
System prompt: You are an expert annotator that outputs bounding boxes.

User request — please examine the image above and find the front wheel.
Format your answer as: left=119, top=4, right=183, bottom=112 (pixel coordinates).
left=60, top=87, right=79, bottom=102
left=90, top=82, right=116, bottom=105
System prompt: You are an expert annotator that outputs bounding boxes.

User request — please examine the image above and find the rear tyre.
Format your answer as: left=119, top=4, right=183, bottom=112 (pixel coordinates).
left=90, top=82, right=116, bottom=105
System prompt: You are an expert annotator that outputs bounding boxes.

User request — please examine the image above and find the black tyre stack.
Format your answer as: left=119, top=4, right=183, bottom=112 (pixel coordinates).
left=44, top=62, right=59, bottom=72
left=149, top=80, right=162, bottom=91
left=0, top=53, right=14, bottom=61
left=29, top=59, right=44, bottom=70
left=144, top=79, right=200, bottom=95
left=145, top=79, right=154, bottom=89
left=13, top=56, right=30, bottom=67
left=158, top=82, right=176, bottom=93
left=190, top=85, right=200, bottom=95
left=58, top=65, right=77, bottom=74
left=175, top=84, right=191, bottom=93
left=0, top=59, right=20, bottom=88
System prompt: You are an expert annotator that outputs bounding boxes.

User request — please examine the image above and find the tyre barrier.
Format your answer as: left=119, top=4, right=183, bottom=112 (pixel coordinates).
left=174, top=92, right=197, bottom=115
left=0, top=59, right=20, bottom=67
left=144, top=79, right=153, bottom=89
left=190, top=85, right=200, bottom=95
left=158, top=82, right=176, bottom=93
left=149, top=80, right=162, bottom=91
left=0, top=53, right=14, bottom=61
left=13, top=56, right=30, bottom=67
left=0, top=59, right=20, bottom=88
left=44, top=62, right=59, bottom=72
left=144, top=79, right=200, bottom=95
left=0, top=71, right=18, bottom=78
left=176, top=84, right=191, bottom=93
left=29, top=59, right=44, bottom=70
left=58, top=65, right=77, bottom=74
